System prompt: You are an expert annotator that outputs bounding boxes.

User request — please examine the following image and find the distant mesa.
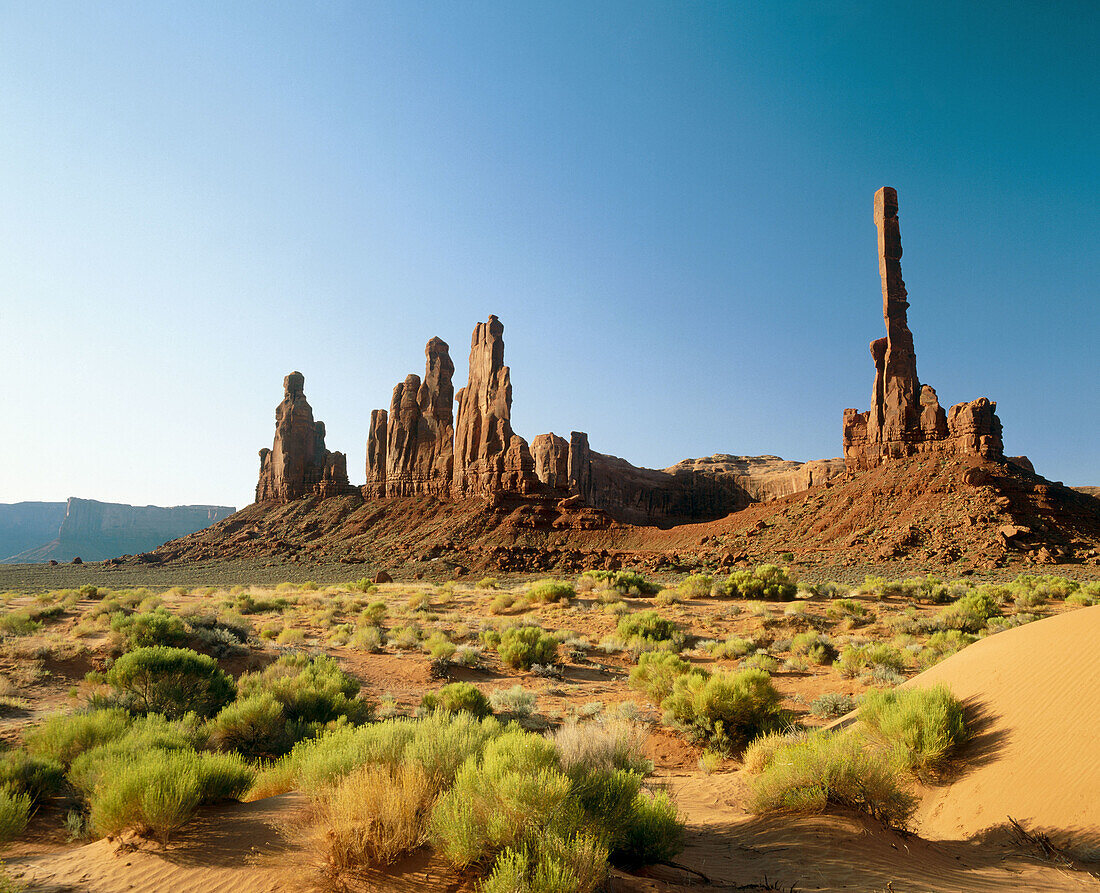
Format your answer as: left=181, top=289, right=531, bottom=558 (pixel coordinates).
left=842, top=187, right=1003, bottom=471
left=0, top=498, right=235, bottom=563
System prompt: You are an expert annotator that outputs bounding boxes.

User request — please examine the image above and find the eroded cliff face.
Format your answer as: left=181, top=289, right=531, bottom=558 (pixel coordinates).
left=842, top=188, right=1004, bottom=471
left=256, top=372, right=351, bottom=502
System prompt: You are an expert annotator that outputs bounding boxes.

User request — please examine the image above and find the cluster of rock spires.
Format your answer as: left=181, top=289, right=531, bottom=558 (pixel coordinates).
left=842, top=188, right=1003, bottom=471
left=255, top=187, right=1008, bottom=525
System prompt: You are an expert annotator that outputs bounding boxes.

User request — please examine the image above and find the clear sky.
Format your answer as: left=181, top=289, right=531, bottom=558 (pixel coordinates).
left=2, top=1, right=1097, bottom=510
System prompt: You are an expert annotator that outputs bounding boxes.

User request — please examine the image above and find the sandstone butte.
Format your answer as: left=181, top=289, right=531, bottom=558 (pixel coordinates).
left=251, top=188, right=1036, bottom=529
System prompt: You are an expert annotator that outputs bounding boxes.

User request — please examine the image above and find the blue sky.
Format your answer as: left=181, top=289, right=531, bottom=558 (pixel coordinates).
left=2, top=1, right=1097, bottom=509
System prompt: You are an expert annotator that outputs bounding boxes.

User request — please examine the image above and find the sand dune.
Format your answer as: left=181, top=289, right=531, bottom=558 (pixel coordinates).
left=909, top=604, right=1100, bottom=852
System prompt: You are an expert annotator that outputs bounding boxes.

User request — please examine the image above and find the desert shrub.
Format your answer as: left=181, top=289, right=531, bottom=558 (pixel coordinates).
left=716, top=565, right=797, bottom=601
left=918, top=630, right=976, bottom=668
left=423, top=631, right=456, bottom=661
left=421, top=683, right=492, bottom=719
left=0, top=610, right=41, bottom=637
left=661, top=669, right=785, bottom=755
left=345, top=578, right=376, bottom=594
left=490, top=685, right=537, bottom=718
left=389, top=625, right=422, bottom=649
left=527, top=580, right=575, bottom=603
left=810, top=693, right=858, bottom=719
left=307, top=762, right=435, bottom=871
left=480, top=834, right=608, bottom=893
left=581, top=570, right=659, bottom=596
left=237, top=654, right=371, bottom=728
left=935, top=589, right=1001, bottom=632
left=835, top=643, right=907, bottom=679
left=628, top=652, right=700, bottom=705
left=858, top=685, right=967, bottom=777
left=616, top=611, right=678, bottom=644
left=1011, top=574, right=1078, bottom=602
left=789, top=632, right=837, bottom=665
left=105, top=646, right=235, bottom=719
left=551, top=720, right=652, bottom=776
left=76, top=747, right=252, bottom=842
left=1066, top=592, right=1099, bottom=608
left=24, top=708, right=131, bottom=765
left=0, top=751, right=66, bottom=803
left=675, top=574, right=713, bottom=599
left=826, top=598, right=869, bottom=621
left=709, top=635, right=755, bottom=660
left=748, top=729, right=915, bottom=828
left=406, top=592, right=433, bottom=612
left=497, top=626, right=558, bottom=670
left=740, top=652, right=779, bottom=673
left=110, top=608, right=188, bottom=650
left=207, top=693, right=290, bottom=759
left=741, top=730, right=805, bottom=773
left=0, top=787, right=31, bottom=844
left=349, top=626, right=384, bottom=651
left=477, top=577, right=499, bottom=590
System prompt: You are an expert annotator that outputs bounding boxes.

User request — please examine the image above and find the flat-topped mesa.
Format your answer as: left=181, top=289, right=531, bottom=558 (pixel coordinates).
left=381, top=338, right=456, bottom=497
left=843, top=188, right=1004, bottom=471
left=452, top=315, right=539, bottom=496
left=256, top=372, right=350, bottom=502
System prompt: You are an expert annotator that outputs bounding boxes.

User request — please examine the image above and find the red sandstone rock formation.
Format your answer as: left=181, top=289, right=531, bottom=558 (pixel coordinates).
left=532, top=433, right=570, bottom=491
left=364, top=409, right=388, bottom=498
left=452, top=316, right=539, bottom=496
left=843, top=188, right=1004, bottom=471
left=256, top=372, right=350, bottom=502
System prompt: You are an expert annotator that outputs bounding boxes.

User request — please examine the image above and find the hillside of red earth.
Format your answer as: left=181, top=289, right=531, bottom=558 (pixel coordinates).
left=131, top=454, right=1100, bottom=583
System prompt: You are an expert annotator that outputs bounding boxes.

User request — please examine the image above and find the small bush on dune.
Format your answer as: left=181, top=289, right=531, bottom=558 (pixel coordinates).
left=918, top=630, right=976, bottom=668
left=24, top=708, right=131, bottom=765
left=0, top=787, right=31, bottom=844
left=615, top=789, right=683, bottom=866
left=207, top=693, right=290, bottom=759
left=716, top=565, right=797, bottom=601
left=0, top=610, right=41, bottom=636
left=307, top=762, right=434, bottom=871
left=105, top=647, right=235, bottom=719
left=0, top=751, right=65, bottom=804
left=810, top=692, right=858, bottom=719
left=835, top=643, right=907, bottom=679
left=628, top=652, right=700, bottom=705
left=826, top=598, right=869, bottom=621
left=80, top=748, right=253, bottom=842
left=858, top=684, right=967, bottom=777
left=748, top=729, right=915, bottom=828
left=661, top=669, right=786, bottom=755
left=497, top=627, right=559, bottom=670
left=423, top=631, right=456, bottom=661
left=421, top=683, right=492, bottom=719
left=709, top=635, right=755, bottom=660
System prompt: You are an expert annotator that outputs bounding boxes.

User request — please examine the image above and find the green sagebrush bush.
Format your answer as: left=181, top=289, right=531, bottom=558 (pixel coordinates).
left=421, top=682, right=492, bottom=719
left=23, top=708, right=131, bottom=766
left=526, top=580, right=576, bottom=603
left=858, top=684, right=968, bottom=777
left=835, top=643, right=907, bottom=679
left=0, top=787, right=31, bottom=844
left=747, top=729, right=916, bottom=829
left=497, top=626, right=559, bottom=670
left=105, top=646, right=235, bottom=719
left=616, top=611, right=678, bottom=645
left=675, top=574, right=714, bottom=599
left=628, top=651, right=699, bottom=705
left=74, top=747, right=252, bottom=842
left=207, top=693, right=291, bottom=759
left=580, top=570, right=660, bottom=596
left=236, top=653, right=372, bottom=726
left=110, top=607, right=187, bottom=650
left=934, top=588, right=1001, bottom=633
left=715, top=565, right=796, bottom=601
left=0, top=750, right=65, bottom=804
left=661, top=668, right=786, bottom=755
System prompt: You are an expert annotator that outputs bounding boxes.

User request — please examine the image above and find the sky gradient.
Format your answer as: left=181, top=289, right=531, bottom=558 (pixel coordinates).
left=2, top=1, right=1097, bottom=509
